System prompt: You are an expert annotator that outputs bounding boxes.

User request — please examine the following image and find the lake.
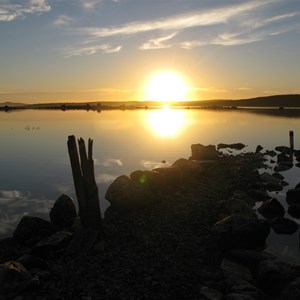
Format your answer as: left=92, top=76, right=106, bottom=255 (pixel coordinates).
left=1, top=107, right=300, bottom=262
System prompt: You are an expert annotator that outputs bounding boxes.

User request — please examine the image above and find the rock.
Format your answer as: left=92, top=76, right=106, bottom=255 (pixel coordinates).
left=296, top=162, right=300, bottom=168
left=230, top=280, right=263, bottom=299
left=277, top=152, right=291, bottom=164
left=286, top=188, right=300, bottom=205
left=271, top=217, right=299, bottom=234
left=172, top=158, right=208, bottom=180
left=275, top=145, right=292, bottom=154
left=105, top=175, right=155, bottom=210
left=217, top=143, right=246, bottom=150
left=0, top=261, right=31, bottom=296
left=280, top=277, right=300, bottom=300
left=50, top=194, right=77, bottom=230
left=257, top=198, right=284, bottom=220
left=265, top=150, right=276, bottom=157
left=272, top=172, right=284, bottom=180
left=17, top=254, right=48, bottom=271
left=153, top=166, right=183, bottom=187
left=247, top=189, right=270, bottom=202
left=199, top=286, right=223, bottom=300
left=190, top=144, right=219, bottom=160
left=217, top=197, right=256, bottom=220
left=274, top=161, right=293, bottom=172
left=260, top=172, right=283, bottom=191
left=221, top=258, right=253, bottom=285
left=288, top=205, right=300, bottom=219
left=257, top=259, right=300, bottom=296
left=226, top=293, right=256, bottom=300
left=33, top=231, right=73, bottom=256
left=13, top=216, right=56, bottom=246
left=0, top=238, right=30, bottom=264
left=212, top=215, right=270, bottom=249
left=130, top=170, right=164, bottom=190
left=255, top=145, right=263, bottom=153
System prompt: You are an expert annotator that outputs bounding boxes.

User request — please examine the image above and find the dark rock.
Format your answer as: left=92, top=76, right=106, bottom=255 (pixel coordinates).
left=280, top=277, right=300, bottom=300
left=190, top=144, right=219, bottom=160
left=277, top=152, right=291, bottom=164
left=153, top=166, right=183, bottom=187
left=286, top=188, right=300, bottom=205
left=0, top=238, right=30, bottom=264
left=50, top=194, right=77, bottom=230
left=275, top=145, right=292, bottom=154
left=257, top=198, right=284, bottom=220
left=33, top=231, right=73, bottom=256
left=17, top=254, right=48, bottom=271
left=260, top=172, right=283, bottom=191
left=230, top=280, right=263, bottom=299
left=265, top=150, right=276, bottom=157
left=130, top=170, right=164, bottom=190
left=217, top=143, right=246, bottom=150
left=296, top=162, right=300, bottom=168
left=105, top=175, right=155, bottom=210
left=248, top=189, right=270, bottom=202
left=271, top=217, right=299, bottom=234
left=257, top=259, right=300, bottom=296
left=288, top=205, right=300, bottom=219
left=226, top=293, right=256, bottom=300
left=212, top=215, right=270, bottom=249
left=13, top=216, right=56, bottom=246
left=0, top=261, right=31, bottom=296
left=272, top=172, right=284, bottom=180
left=255, top=145, right=263, bottom=153
left=199, top=286, right=223, bottom=300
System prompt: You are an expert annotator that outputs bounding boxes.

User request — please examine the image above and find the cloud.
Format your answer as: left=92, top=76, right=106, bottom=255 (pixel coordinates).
left=64, top=44, right=122, bottom=57
left=53, top=15, right=73, bottom=28
left=139, top=32, right=177, bottom=50
left=98, top=158, right=123, bottom=167
left=82, top=0, right=276, bottom=38
left=0, top=0, right=51, bottom=22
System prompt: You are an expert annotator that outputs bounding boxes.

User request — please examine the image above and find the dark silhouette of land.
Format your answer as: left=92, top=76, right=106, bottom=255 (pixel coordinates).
left=1, top=94, right=300, bottom=111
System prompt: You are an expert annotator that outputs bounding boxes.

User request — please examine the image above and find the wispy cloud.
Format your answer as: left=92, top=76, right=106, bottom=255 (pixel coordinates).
left=0, top=0, right=51, bottom=22
left=139, top=32, right=177, bottom=50
left=53, top=15, right=73, bottom=28
left=64, top=44, right=122, bottom=57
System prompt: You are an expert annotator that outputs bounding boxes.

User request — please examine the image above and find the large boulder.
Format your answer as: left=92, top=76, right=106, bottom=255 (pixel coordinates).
left=130, top=170, right=164, bottom=190
left=0, top=261, right=31, bottom=296
left=0, top=238, right=30, bottom=264
left=217, top=143, right=246, bottom=150
left=286, top=188, right=300, bottom=205
left=280, top=277, right=300, bottom=300
left=50, top=194, right=77, bottom=230
left=271, top=217, right=299, bottom=234
left=190, top=144, right=219, bottom=160
left=260, top=172, right=283, bottom=192
left=212, top=215, right=270, bottom=250
left=257, top=259, right=300, bottom=296
left=13, top=216, right=56, bottom=246
left=288, top=205, right=300, bottom=219
left=105, top=175, right=155, bottom=210
left=257, top=198, right=284, bottom=220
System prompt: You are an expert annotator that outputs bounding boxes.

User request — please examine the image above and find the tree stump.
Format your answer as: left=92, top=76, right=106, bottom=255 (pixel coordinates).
left=67, top=135, right=102, bottom=253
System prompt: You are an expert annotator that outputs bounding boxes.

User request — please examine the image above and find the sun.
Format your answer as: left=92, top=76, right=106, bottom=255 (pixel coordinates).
left=145, top=71, right=188, bottom=102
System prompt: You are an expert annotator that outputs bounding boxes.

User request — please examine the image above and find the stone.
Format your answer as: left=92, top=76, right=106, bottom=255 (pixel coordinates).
left=190, top=144, right=219, bottom=160
left=265, top=150, right=276, bottom=157
left=13, top=216, right=56, bottom=246
left=105, top=175, right=155, bottom=210
left=33, top=231, right=73, bottom=256
left=271, top=217, right=299, bottom=234
left=17, top=254, right=48, bottom=271
left=199, top=286, right=223, bottom=300
left=153, top=166, right=183, bottom=187
left=0, top=261, right=31, bottom=296
left=288, top=205, right=300, bottom=219
left=257, top=259, right=300, bottom=296
left=275, top=145, right=292, bottom=154
left=280, top=277, right=300, bottom=300
left=226, top=294, right=256, bottom=300
left=272, top=172, right=284, bottom=180
left=130, top=170, right=164, bottom=190
left=277, top=152, right=291, bottom=164
left=255, top=145, right=263, bottom=153
left=257, top=198, right=285, bottom=220
left=260, top=172, right=283, bottom=191
left=50, top=194, right=77, bottom=230
left=274, top=161, right=293, bottom=172
left=231, top=280, right=263, bottom=299
left=212, top=215, right=270, bottom=249
left=286, top=188, right=300, bottom=205
left=217, top=143, right=246, bottom=150
left=0, top=238, right=30, bottom=264
left=217, top=198, right=256, bottom=220
left=221, top=258, right=253, bottom=285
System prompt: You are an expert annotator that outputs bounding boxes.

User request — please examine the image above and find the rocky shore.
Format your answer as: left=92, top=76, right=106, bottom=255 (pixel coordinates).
left=1, top=143, right=300, bottom=299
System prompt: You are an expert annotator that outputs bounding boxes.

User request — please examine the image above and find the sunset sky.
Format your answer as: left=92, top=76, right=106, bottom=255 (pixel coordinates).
left=0, top=0, right=300, bottom=103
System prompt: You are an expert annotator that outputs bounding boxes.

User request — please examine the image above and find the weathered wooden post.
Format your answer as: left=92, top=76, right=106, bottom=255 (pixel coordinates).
left=289, top=131, right=294, bottom=152
left=67, top=135, right=102, bottom=253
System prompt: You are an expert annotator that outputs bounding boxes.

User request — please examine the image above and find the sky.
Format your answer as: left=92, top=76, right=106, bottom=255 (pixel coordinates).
left=0, top=0, right=300, bottom=103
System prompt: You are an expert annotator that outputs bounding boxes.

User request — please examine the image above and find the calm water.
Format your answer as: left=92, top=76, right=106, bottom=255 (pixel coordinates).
left=1, top=108, right=300, bottom=262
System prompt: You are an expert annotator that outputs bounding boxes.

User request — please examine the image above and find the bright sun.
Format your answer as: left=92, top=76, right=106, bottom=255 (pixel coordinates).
left=145, top=71, right=188, bottom=102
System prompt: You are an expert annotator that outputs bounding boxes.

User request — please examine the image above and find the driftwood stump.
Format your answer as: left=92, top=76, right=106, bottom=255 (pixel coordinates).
left=67, top=135, right=102, bottom=253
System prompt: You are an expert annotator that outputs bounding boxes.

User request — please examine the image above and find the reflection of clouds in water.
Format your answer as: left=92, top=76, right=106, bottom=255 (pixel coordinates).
left=140, top=160, right=171, bottom=170
left=95, top=158, right=123, bottom=167
left=0, top=189, right=54, bottom=238
left=96, top=173, right=117, bottom=183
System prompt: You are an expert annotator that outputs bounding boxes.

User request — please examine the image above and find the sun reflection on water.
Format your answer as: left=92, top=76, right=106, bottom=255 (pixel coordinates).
left=147, top=105, right=188, bottom=138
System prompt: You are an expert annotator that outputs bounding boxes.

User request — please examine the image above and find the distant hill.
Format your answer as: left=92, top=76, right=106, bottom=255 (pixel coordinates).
left=194, top=94, right=300, bottom=107
left=0, top=101, right=27, bottom=107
